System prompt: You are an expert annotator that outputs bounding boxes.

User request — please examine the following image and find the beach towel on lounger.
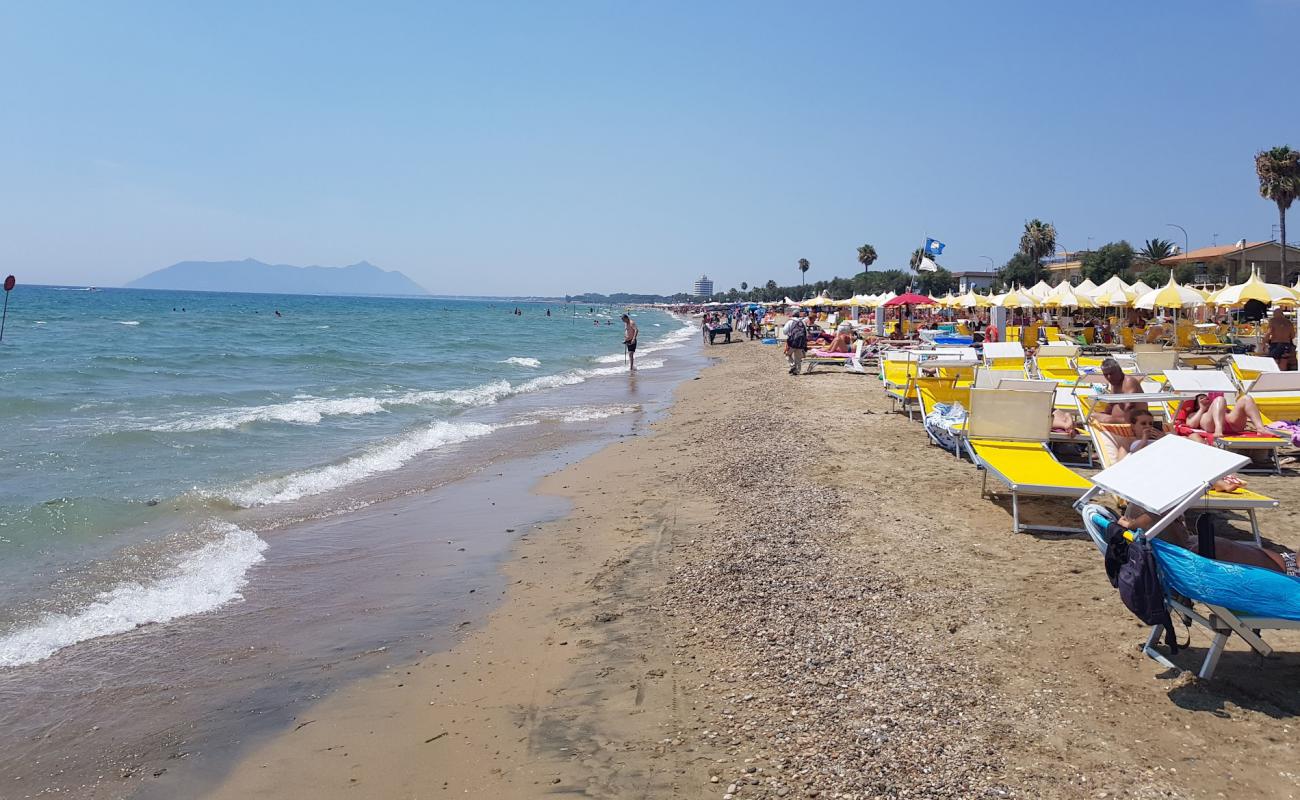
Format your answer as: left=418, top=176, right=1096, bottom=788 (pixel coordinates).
left=924, top=401, right=967, bottom=454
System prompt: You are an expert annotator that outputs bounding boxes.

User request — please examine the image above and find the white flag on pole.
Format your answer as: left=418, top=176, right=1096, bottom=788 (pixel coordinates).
left=918, top=256, right=939, bottom=273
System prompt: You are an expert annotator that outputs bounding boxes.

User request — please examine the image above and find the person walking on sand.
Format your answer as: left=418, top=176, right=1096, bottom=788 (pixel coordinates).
left=783, top=310, right=808, bottom=375
left=621, top=313, right=639, bottom=371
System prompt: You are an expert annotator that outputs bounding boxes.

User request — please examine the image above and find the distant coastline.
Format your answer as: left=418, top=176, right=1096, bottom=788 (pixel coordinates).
left=127, top=258, right=430, bottom=296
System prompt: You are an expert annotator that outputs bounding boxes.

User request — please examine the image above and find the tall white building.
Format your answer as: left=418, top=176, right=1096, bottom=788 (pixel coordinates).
left=692, top=275, right=714, bottom=297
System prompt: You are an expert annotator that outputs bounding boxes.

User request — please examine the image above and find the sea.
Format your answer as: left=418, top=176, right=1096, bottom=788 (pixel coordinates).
left=0, top=286, right=703, bottom=796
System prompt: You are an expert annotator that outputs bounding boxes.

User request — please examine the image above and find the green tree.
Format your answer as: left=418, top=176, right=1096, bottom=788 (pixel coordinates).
left=1256, top=146, right=1300, bottom=279
left=1081, top=241, right=1136, bottom=283
left=857, top=244, right=878, bottom=272
left=917, top=267, right=955, bottom=296
left=1174, top=264, right=1197, bottom=284
left=909, top=248, right=927, bottom=271
left=1137, top=238, right=1177, bottom=265
left=1138, top=266, right=1167, bottom=287
left=797, top=258, right=810, bottom=294
left=764, top=279, right=778, bottom=301
left=997, top=252, right=1042, bottom=288
left=1019, top=219, right=1058, bottom=265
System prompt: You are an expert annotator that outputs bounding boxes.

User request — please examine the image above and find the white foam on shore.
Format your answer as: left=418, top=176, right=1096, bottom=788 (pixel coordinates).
left=557, top=404, right=639, bottom=423
left=501, top=357, right=541, bottom=368
left=152, top=396, right=387, bottom=432
left=222, top=419, right=531, bottom=507
left=0, top=523, right=267, bottom=668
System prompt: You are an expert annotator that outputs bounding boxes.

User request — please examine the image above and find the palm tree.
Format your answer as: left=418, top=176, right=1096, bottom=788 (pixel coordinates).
left=856, top=244, right=878, bottom=271
left=1019, top=219, right=1058, bottom=265
left=909, top=248, right=926, bottom=271
left=1138, top=237, right=1177, bottom=265
left=1256, top=146, right=1300, bottom=278
left=797, top=258, right=810, bottom=294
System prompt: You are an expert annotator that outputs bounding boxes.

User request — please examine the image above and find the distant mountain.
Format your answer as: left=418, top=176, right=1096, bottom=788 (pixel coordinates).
left=126, top=259, right=429, bottom=296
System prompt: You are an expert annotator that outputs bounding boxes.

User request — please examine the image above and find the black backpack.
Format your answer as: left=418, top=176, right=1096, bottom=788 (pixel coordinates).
left=1104, top=523, right=1180, bottom=652
left=787, top=320, right=807, bottom=350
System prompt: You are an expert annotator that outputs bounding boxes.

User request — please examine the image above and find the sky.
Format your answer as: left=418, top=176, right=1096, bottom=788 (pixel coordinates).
left=3, top=0, right=1299, bottom=296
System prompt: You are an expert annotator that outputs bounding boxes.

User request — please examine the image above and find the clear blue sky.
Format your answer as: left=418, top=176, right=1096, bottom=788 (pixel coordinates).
left=3, top=1, right=1298, bottom=296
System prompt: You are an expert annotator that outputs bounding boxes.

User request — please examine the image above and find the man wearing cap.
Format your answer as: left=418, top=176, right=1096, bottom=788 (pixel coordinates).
left=782, top=310, right=808, bottom=375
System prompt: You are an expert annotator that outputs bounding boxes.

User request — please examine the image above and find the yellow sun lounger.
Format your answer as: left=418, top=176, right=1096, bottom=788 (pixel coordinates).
left=965, top=387, right=1091, bottom=533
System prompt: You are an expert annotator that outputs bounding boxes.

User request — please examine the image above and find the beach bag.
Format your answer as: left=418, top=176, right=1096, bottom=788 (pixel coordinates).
left=787, top=321, right=807, bottom=350
left=1104, top=524, right=1179, bottom=652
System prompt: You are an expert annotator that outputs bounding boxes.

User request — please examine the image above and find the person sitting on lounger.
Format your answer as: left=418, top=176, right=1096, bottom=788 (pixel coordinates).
left=1051, top=409, right=1079, bottom=438
left=1116, top=409, right=1209, bottom=459
left=1173, top=392, right=1270, bottom=442
left=1117, top=505, right=1293, bottom=575
left=824, top=324, right=853, bottom=353
left=1091, top=358, right=1146, bottom=423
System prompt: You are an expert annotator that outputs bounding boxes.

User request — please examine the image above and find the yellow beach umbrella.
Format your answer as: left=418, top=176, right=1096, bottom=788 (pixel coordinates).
left=1025, top=280, right=1053, bottom=301
left=1045, top=285, right=1097, bottom=309
left=1134, top=276, right=1205, bottom=310
left=1129, top=279, right=1155, bottom=297
left=957, top=290, right=992, bottom=308
left=1075, top=278, right=1100, bottom=297
left=1210, top=271, right=1300, bottom=307
left=995, top=289, right=1038, bottom=308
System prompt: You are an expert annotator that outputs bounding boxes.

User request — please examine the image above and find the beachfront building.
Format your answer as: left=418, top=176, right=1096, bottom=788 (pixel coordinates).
left=692, top=275, right=714, bottom=297
left=1045, top=259, right=1084, bottom=284
left=951, top=270, right=996, bottom=292
left=1159, top=240, right=1300, bottom=285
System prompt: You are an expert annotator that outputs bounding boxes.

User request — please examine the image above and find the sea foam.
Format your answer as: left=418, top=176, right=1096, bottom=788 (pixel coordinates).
left=0, top=523, right=267, bottom=668
left=152, top=396, right=387, bottom=432
left=222, top=419, right=527, bottom=507
left=501, top=357, right=541, bottom=368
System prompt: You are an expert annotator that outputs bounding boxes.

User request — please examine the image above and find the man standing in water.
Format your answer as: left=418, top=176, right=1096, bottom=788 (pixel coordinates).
left=621, top=313, right=638, bottom=371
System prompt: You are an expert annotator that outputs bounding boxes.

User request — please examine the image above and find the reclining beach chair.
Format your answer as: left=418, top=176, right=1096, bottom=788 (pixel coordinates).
left=1075, top=393, right=1277, bottom=544
left=802, top=339, right=868, bottom=374
left=974, top=366, right=1028, bottom=388
left=1229, top=354, right=1279, bottom=391
left=965, top=387, right=1091, bottom=533
left=881, top=351, right=920, bottom=414
left=1075, top=436, right=1300, bottom=679
left=1160, top=369, right=1288, bottom=474
left=1247, top=371, right=1300, bottom=423
left=982, top=341, right=1026, bottom=372
left=1034, top=344, right=1081, bottom=382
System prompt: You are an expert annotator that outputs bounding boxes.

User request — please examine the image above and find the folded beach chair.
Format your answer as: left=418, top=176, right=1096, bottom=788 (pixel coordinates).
left=974, top=366, right=1028, bottom=388
left=1159, top=369, right=1288, bottom=474
left=1229, top=354, right=1279, bottom=391
left=982, top=341, right=1026, bottom=372
left=1133, top=350, right=1178, bottom=382
left=965, top=387, right=1091, bottom=533
left=1076, top=393, right=1277, bottom=543
left=1075, top=436, right=1300, bottom=679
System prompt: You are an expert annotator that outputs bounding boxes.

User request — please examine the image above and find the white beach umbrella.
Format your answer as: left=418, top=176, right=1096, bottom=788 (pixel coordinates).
left=1135, top=276, right=1205, bottom=310
left=1025, top=280, right=1053, bottom=300
left=1075, top=278, right=1100, bottom=297
left=1129, top=279, right=1155, bottom=297
left=1044, top=285, right=1097, bottom=309
left=995, top=289, right=1039, bottom=308
left=1210, top=271, right=1300, bottom=307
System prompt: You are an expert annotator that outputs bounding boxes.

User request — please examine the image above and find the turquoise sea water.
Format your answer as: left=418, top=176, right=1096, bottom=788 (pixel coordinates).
left=0, top=287, right=692, bottom=667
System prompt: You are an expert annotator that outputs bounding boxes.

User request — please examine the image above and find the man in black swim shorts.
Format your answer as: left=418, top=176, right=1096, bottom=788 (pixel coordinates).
left=621, top=313, right=639, bottom=371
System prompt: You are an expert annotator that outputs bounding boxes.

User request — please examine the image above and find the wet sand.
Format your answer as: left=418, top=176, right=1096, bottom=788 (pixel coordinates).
left=203, top=339, right=1300, bottom=799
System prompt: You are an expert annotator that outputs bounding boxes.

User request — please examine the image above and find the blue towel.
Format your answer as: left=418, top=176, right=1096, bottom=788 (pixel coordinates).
left=1154, top=539, right=1300, bottom=620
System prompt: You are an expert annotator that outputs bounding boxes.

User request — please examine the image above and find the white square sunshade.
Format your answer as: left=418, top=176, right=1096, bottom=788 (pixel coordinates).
left=1088, top=436, right=1248, bottom=514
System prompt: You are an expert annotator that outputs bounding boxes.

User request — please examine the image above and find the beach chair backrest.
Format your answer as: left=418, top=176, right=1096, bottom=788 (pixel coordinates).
left=967, top=388, right=1053, bottom=441
left=915, top=376, right=969, bottom=413
left=983, top=342, right=1025, bottom=363
left=996, top=378, right=1057, bottom=393
left=1037, top=343, right=1080, bottom=358
left=1134, top=351, right=1177, bottom=375
left=1132, top=343, right=1164, bottom=353
left=1162, top=369, right=1236, bottom=395
left=1249, top=372, right=1300, bottom=394
left=1231, top=354, right=1279, bottom=376
left=1089, top=436, right=1248, bottom=517
left=974, top=367, right=1026, bottom=388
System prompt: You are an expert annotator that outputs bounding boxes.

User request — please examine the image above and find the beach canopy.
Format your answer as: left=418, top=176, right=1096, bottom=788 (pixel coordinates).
left=1134, top=276, right=1205, bottom=310
left=956, top=290, right=992, bottom=308
left=1075, top=278, right=1100, bottom=297
left=883, top=292, right=937, bottom=307
left=1025, top=280, right=1053, bottom=300
left=1210, top=271, right=1300, bottom=308
left=798, top=293, right=833, bottom=307
left=994, top=289, right=1039, bottom=308
left=1091, top=275, right=1135, bottom=306
left=1129, top=279, right=1155, bottom=296
left=1045, top=285, right=1097, bottom=309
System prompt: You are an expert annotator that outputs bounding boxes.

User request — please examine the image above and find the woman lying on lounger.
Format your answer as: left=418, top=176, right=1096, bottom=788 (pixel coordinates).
left=1173, top=392, right=1270, bottom=442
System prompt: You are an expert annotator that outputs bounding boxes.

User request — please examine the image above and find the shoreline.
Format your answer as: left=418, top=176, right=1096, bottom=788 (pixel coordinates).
left=204, top=339, right=1300, bottom=799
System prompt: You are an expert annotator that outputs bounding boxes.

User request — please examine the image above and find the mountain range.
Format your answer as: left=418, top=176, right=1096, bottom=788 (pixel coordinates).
left=127, top=259, right=429, bottom=296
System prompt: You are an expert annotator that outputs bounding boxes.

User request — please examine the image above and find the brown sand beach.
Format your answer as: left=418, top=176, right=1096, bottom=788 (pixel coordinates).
left=203, top=340, right=1300, bottom=800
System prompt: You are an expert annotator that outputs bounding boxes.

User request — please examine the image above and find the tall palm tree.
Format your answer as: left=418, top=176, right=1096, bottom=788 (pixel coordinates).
left=1138, top=237, right=1177, bottom=265
left=1256, top=146, right=1300, bottom=278
left=856, top=244, right=878, bottom=271
left=797, top=258, right=810, bottom=293
left=1019, top=219, right=1058, bottom=265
